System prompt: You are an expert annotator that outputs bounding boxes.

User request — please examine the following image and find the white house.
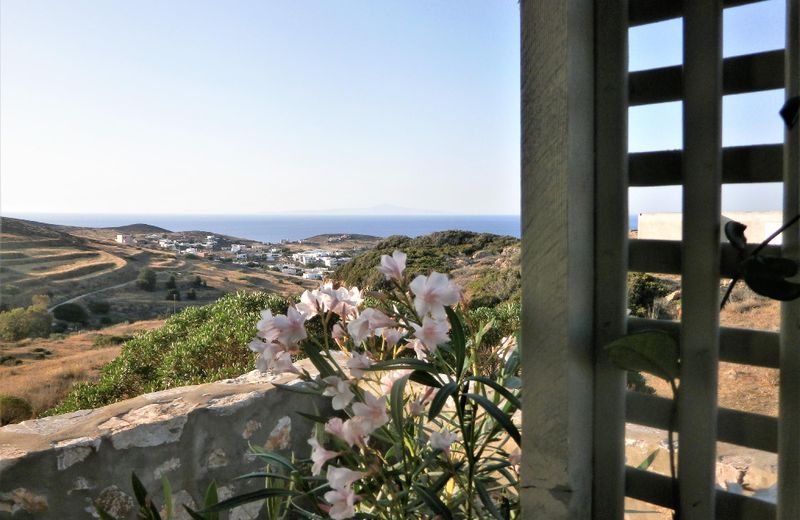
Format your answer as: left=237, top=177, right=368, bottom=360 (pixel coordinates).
left=638, top=211, right=785, bottom=244
left=116, top=234, right=135, bottom=245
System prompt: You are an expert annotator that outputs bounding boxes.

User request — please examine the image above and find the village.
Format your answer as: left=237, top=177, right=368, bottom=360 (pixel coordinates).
left=113, top=231, right=366, bottom=281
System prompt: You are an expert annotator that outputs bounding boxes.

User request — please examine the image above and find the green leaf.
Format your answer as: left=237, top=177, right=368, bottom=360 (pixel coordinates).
left=182, top=506, right=208, bottom=520
left=301, top=340, right=335, bottom=378
left=724, top=220, right=748, bottom=251
left=466, top=375, right=521, bottom=410
left=367, top=358, right=439, bottom=373
left=295, top=411, right=330, bottom=424
left=391, top=374, right=410, bottom=436
left=428, top=382, right=458, bottom=420
left=162, top=477, right=173, bottom=520
left=465, top=393, right=521, bottom=445
left=249, top=449, right=297, bottom=472
left=637, top=449, right=660, bottom=470
left=203, top=481, right=219, bottom=520
left=131, top=472, right=149, bottom=507
left=475, top=479, right=505, bottom=520
left=199, top=488, right=299, bottom=514
left=96, top=507, right=117, bottom=520
left=605, top=330, right=680, bottom=382
left=413, top=485, right=453, bottom=520
left=445, top=306, right=466, bottom=379
left=408, top=369, right=442, bottom=388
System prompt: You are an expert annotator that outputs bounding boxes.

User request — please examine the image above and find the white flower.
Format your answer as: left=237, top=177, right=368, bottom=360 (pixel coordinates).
left=509, top=446, right=521, bottom=466
left=323, top=487, right=358, bottom=520
left=409, top=272, right=461, bottom=319
left=308, top=437, right=339, bottom=475
left=249, top=340, right=281, bottom=372
left=270, top=350, right=298, bottom=374
left=430, top=429, right=458, bottom=457
left=380, top=369, right=412, bottom=395
left=324, top=417, right=368, bottom=448
left=351, top=392, right=389, bottom=434
left=408, top=397, right=426, bottom=417
left=410, top=316, right=450, bottom=353
left=381, top=327, right=406, bottom=348
left=272, top=306, right=308, bottom=347
left=318, top=283, right=363, bottom=318
left=296, top=289, right=325, bottom=319
left=406, top=338, right=428, bottom=360
left=326, top=466, right=364, bottom=491
left=347, top=308, right=395, bottom=344
left=377, top=250, right=407, bottom=281
left=322, top=376, right=355, bottom=410
left=346, top=352, right=374, bottom=379
left=256, top=309, right=280, bottom=342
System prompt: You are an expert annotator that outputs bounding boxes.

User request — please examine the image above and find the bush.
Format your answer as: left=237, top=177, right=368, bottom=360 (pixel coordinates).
left=0, top=284, right=21, bottom=296
left=627, top=272, right=671, bottom=318
left=53, top=303, right=89, bottom=324
left=165, top=289, right=181, bottom=301
left=93, top=334, right=132, bottom=347
left=87, top=300, right=111, bottom=314
left=0, top=395, right=33, bottom=425
left=165, top=275, right=177, bottom=290
left=192, top=275, right=203, bottom=288
left=48, top=292, right=294, bottom=414
left=0, top=306, right=52, bottom=341
left=136, top=268, right=157, bottom=291
left=186, top=289, right=197, bottom=300
left=99, top=316, right=113, bottom=325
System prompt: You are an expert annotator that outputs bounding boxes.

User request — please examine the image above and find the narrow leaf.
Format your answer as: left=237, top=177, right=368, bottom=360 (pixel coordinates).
left=408, top=369, right=442, bottom=388
left=465, top=393, right=521, bottom=445
left=428, top=382, right=458, bottom=420
left=182, top=506, right=209, bottom=520
left=413, top=485, right=453, bottom=520
left=203, top=481, right=219, bottom=520
left=199, top=489, right=299, bottom=514
left=295, top=411, right=330, bottom=424
left=466, top=375, right=521, bottom=409
left=367, top=358, right=439, bottom=373
left=724, top=220, right=748, bottom=251
left=96, top=508, right=117, bottom=520
left=475, top=479, right=505, bottom=520
left=162, top=477, right=173, bottom=520
left=249, top=450, right=297, bottom=472
left=445, top=306, right=467, bottom=379
left=273, top=382, right=322, bottom=396
left=391, top=374, right=410, bottom=436
left=131, top=472, right=149, bottom=508
left=637, top=449, right=659, bottom=470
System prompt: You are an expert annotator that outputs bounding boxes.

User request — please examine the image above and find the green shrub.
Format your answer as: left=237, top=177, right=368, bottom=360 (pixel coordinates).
left=165, top=275, right=177, bottom=289
left=165, top=289, right=181, bottom=301
left=136, top=267, right=157, bottom=291
left=192, top=275, right=203, bottom=287
left=87, top=300, right=111, bottom=314
left=47, top=292, right=293, bottom=415
left=0, top=395, right=33, bottom=425
left=53, top=303, right=89, bottom=324
left=627, top=273, right=671, bottom=317
left=186, top=289, right=197, bottom=300
left=0, top=306, right=52, bottom=341
left=0, top=284, right=21, bottom=296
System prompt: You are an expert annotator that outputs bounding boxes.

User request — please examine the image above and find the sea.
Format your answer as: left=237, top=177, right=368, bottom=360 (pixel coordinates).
left=3, top=213, right=639, bottom=244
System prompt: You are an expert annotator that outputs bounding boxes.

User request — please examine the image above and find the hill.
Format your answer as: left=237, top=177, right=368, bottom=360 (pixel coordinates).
left=103, top=223, right=172, bottom=233
left=335, top=230, right=521, bottom=308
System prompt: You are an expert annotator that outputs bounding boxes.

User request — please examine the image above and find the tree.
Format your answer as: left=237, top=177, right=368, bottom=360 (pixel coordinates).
left=30, top=294, right=50, bottom=310
left=53, top=303, right=89, bottom=325
left=192, top=275, right=203, bottom=288
left=165, top=289, right=181, bottom=301
left=136, top=268, right=157, bottom=291
left=186, top=289, right=197, bottom=300
left=165, top=275, right=177, bottom=290
left=0, top=305, right=52, bottom=341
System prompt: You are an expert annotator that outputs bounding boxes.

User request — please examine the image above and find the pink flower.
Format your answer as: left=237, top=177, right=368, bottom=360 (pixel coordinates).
left=509, top=446, right=521, bottom=466
left=351, top=392, right=389, bottom=434
left=409, top=272, right=461, bottom=319
left=326, top=466, right=364, bottom=490
left=406, top=338, right=428, bottom=360
left=270, top=350, right=298, bottom=374
left=346, top=308, right=395, bottom=344
left=430, top=429, right=458, bottom=457
left=323, top=487, right=358, bottom=520
left=410, top=316, right=450, bottom=353
left=308, top=437, right=339, bottom=475
left=322, top=376, right=355, bottom=410
left=272, top=306, right=308, bottom=347
left=346, top=352, right=374, bottom=379
left=380, top=369, right=412, bottom=394
left=377, top=250, right=407, bottom=281
left=296, top=289, right=325, bottom=319
left=321, top=285, right=363, bottom=318
left=256, top=310, right=280, bottom=342
left=325, top=417, right=368, bottom=448
left=381, top=327, right=406, bottom=348
left=408, top=397, right=426, bottom=416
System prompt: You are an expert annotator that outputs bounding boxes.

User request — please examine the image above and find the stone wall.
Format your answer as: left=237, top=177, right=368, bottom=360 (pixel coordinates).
left=0, top=363, right=327, bottom=519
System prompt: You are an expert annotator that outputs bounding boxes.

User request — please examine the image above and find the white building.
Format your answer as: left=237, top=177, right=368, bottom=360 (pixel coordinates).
left=638, top=211, right=785, bottom=244
left=116, top=234, right=135, bottom=245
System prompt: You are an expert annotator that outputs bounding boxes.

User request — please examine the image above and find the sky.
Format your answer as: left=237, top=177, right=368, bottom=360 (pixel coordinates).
left=0, top=0, right=789, bottom=216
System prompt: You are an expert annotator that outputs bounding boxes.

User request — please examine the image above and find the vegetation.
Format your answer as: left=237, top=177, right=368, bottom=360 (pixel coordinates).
left=136, top=267, right=157, bottom=291
left=186, top=288, right=197, bottom=300
left=165, top=275, right=177, bottom=290
left=47, top=292, right=293, bottom=415
left=627, top=272, right=671, bottom=318
left=335, top=230, right=519, bottom=308
left=53, top=303, right=90, bottom=325
left=0, top=395, right=33, bottom=425
left=165, top=289, right=181, bottom=301
left=87, top=300, right=111, bottom=314
left=0, top=298, right=52, bottom=341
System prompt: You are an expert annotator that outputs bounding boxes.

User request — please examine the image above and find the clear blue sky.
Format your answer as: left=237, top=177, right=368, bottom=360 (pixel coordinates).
left=0, top=0, right=788, bottom=216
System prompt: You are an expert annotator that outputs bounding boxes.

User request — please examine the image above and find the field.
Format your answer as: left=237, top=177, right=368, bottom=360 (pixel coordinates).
left=0, top=320, right=164, bottom=416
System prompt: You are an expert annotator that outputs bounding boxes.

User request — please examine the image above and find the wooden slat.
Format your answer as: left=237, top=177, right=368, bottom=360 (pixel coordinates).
left=630, top=50, right=784, bottom=106
left=627, top=318, right=780, bottom=368
left=629, top=239, right=781, bottom=278
left=779, top=1, right=800, bottom=517
left=626, top=467, right=777, bottom=519
left=630, top=144, right=783, bottom=187
left=593, top=0, right=629, bottom=517
left=629, top=0, right=766, bottom=27
left=626, top=392, right=777, bottom=453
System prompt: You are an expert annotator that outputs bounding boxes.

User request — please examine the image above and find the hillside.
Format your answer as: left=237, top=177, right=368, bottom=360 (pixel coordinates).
left=335, top=230, right=520, bottom=308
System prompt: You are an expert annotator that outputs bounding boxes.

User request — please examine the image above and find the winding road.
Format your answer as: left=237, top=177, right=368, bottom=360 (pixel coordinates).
left=48, top=279, right=138, bottom=312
